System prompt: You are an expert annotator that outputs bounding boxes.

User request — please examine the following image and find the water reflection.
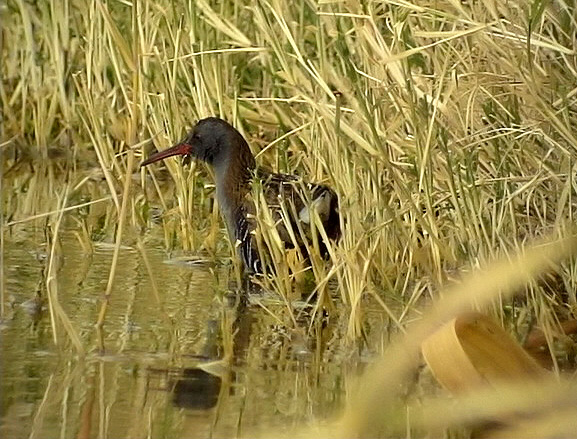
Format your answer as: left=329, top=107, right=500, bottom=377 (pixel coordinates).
left=170, top=289, right=250, bottom=412
left=172, top=368, right=223, bottom=410
left=2, top=223, right=363, bottom=438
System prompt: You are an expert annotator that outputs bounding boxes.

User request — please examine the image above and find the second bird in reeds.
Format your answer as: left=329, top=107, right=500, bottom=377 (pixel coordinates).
left=141, top=117, right=340, bottom=274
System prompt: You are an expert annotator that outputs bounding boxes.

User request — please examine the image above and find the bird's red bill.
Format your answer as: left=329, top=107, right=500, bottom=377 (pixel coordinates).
left=140, top=143, right=191, bottom=167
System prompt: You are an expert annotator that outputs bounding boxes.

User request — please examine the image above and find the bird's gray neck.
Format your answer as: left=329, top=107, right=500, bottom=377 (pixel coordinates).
left=215, top=164, right=234, bottom=221
left=214, top=157, right=253, bottom=233
left=211, top=131, right=256, bottom=238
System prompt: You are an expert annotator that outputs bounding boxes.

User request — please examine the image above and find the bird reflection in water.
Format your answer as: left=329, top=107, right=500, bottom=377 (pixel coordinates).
left=171, top=368, right=222, bottom=410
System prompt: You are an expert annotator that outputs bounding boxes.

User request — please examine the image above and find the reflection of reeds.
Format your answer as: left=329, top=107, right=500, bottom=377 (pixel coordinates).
left=45, top=185, right=84, bottom=353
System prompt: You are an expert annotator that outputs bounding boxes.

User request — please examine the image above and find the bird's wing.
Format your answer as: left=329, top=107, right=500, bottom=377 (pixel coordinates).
left=255, top=170, right=340, bottom=248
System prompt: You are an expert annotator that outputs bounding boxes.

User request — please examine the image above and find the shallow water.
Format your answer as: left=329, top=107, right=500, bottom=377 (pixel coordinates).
left=1, top=218, right=382, bottom=438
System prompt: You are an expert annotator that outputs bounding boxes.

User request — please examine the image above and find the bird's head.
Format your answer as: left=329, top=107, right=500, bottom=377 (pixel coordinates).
left=141, top=117, right=255, bottom=171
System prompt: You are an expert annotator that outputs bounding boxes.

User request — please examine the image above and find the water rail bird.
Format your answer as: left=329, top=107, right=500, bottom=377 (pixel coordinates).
left=141, top=117, right=340, bottom=274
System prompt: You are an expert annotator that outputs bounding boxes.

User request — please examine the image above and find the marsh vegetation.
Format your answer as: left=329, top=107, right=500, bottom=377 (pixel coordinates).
left=2, top=0, right=577, bottom=437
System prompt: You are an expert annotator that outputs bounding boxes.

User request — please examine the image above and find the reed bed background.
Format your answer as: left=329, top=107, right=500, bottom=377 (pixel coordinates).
left=2, top=0, right=577, bottom=437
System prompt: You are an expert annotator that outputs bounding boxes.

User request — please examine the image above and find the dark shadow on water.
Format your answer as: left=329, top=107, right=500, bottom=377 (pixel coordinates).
left=171, top=368, right=223, bottom=410
left=169, top=279, right=255, bottom=410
